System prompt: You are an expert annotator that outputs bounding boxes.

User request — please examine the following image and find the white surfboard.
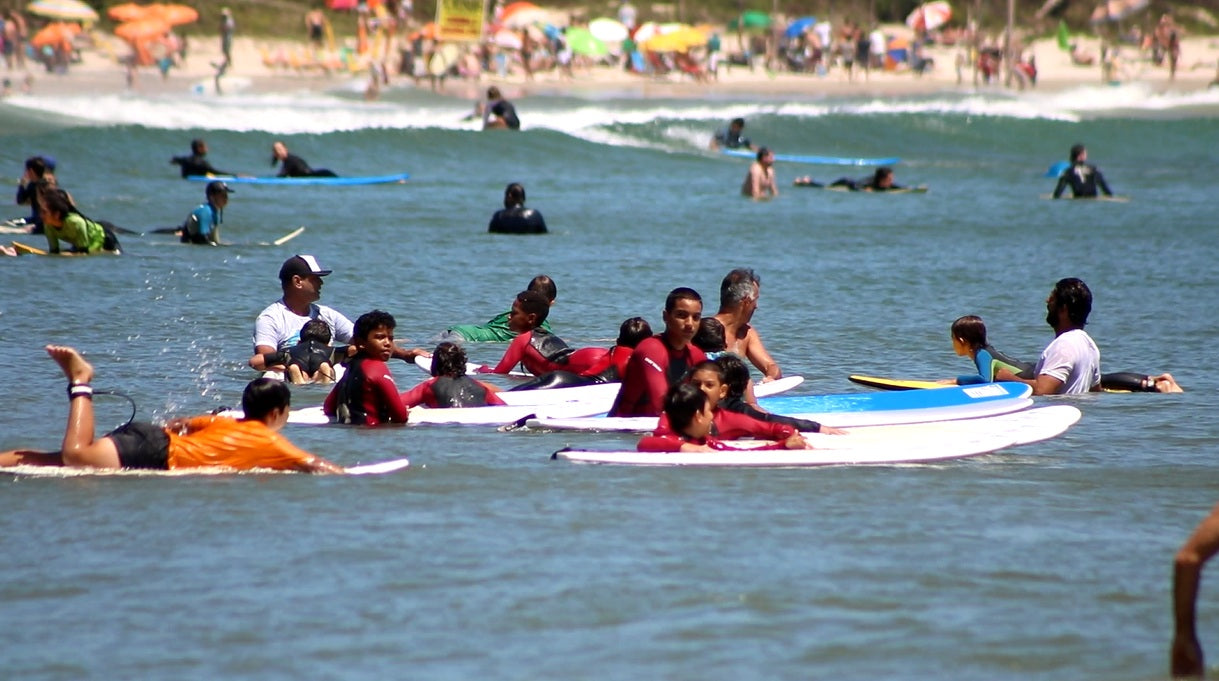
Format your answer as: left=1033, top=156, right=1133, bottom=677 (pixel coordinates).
left=0, top=457, right=410, bottom=477
left=551, top=405, right=1079, bottom=467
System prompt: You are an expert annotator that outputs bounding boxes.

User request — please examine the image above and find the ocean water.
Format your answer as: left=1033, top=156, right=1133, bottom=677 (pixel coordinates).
left=1, top=80, right=1218, bottom=680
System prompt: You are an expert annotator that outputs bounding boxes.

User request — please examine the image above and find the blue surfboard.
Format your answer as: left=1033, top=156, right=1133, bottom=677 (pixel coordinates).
left=722, top=148, right=900, bottom=166
left=187, top=172, right=409, bottom=186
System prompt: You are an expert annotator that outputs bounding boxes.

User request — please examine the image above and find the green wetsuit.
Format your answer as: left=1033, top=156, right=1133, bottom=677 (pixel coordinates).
left=45, top=213, right=107, bottom=254
left=447, top=311, right=552, bottom=343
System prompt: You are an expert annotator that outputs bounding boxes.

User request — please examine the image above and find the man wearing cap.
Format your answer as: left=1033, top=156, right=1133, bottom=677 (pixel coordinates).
left=171, top=139, right=235, bottom=179
left=180, top=181, right=232, bottom=245
left=249, top=255, right=427, bottom=373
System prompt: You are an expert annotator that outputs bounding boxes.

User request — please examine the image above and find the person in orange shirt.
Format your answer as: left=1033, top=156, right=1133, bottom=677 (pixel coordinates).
left=0, top=345, right=343, bottom=473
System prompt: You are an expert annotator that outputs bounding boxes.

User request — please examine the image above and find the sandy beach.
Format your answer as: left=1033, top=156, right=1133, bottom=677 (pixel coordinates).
left=9, top=26, right=1219, bottom=102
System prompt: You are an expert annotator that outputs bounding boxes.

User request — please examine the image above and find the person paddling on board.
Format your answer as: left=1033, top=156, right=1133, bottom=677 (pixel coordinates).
left=400, top=341, right=506, bottom=408
left=712, top=267, right=782, bottom=381
left=482, top=86, right=520, bottom=130
left=179, top=180, right=232, bottom=245
left=271, top=141, right=338, bottom=178
left=38, top=188, right=121, bottom=255
left=742, top=147, right=778, bottom=199
left=488, top=183, right=547, bottom=234
left=170, top=139, right=235, bottom=179
left=474, top=290, right=608, bottom=380
left=636, top=382, right=808, bottom=453
left=0, top=345, right=343, bottom=473
left=824, top=166, right=905, bottom=191
left=445, top=274, right=556, bottom=342
left=710, top=117, right=754, bottom=151
left=324, top=310, right=410, bottom=426
left=1052, top=143, right=1113, bottom=199
left=610, top=287, right=707, bottom=417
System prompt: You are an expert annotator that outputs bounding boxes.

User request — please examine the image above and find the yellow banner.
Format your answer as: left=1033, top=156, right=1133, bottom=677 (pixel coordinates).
left=436, top=0, right=486, bottom=42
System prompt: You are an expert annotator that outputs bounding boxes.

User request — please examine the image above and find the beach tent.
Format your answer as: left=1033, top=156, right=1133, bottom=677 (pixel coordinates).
left=785, top=16, right=816, bottom=39
left=27, top=0, right=99, bottom=22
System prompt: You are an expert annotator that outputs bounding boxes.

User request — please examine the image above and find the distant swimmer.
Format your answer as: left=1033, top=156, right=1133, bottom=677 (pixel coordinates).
left=710, top=117, right=754, bottom=151
left=741, top=147, right=778, bottom=199
left=482, top=86, right=520, bottom=130
left=488, top=183, right=547, bottom=234
left=271, top=141, right=337, bottom=178
left=1052, top=143, right=1113, bottom=199
left=0, top=345, right=344, bottom=473
left=179, top=180, right=233, bottom=245
left=170, top=139, right=234, bottom=178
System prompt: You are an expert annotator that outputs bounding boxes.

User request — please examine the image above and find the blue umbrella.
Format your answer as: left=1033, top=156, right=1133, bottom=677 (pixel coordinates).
left=785, top=16, right=817, bottom=39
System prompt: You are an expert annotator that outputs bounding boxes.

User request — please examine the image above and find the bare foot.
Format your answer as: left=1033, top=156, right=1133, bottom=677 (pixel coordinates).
left=1154, top=372, right=1184, bottom=393
left=45, top=345, right=93, bottom=384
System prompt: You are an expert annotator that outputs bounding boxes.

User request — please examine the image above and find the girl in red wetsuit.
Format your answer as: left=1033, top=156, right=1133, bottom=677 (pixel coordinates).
left=324, top=310, right=409, bottom=426
left=401, top=341, right=506, bottom=408
left=638, top=382, right=812, bottom=453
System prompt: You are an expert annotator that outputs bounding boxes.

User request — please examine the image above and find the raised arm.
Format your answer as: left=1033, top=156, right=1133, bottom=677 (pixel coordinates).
left=1173, top=503, right=1219, bottom=677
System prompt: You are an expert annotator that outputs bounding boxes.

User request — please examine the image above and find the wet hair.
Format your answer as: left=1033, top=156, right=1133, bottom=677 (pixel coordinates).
left=692, top=317, right=727, bottom=353
left=516, top=290, right=550, bottom=325
left=24, top=156, right=49, bottom=177
left=664, top=382, right=709, bottom=434
left=487, top=86, right=502, bottom=99
left=731, top=117, right=746, bottom=127
left=616, top=317, right=652, bottom=347
left=1070, top=144, right=1086, bottom=163
left=191, top=138, right=206, bottom=154
left=527, top=274, right=557, bottom=302
left=687, top=359, right=726, bottom=384
left=873, top=167, right=893, bottom=185
left=39, top=188, right=76, bottom=218
left=299, top=319, right=332, bottom=344
left=504, top=182, right=526, bottom=208
left=353, top=309, right=396, bottom=340
left=950, top=315, right=987, bottom=350
left=719, top=268, right=759, bottom=308
left=430, top=341, right=468, bottom=378
left=664, top=287, right=702, bottom=313
left=715, top=353, right=752, bottom=399
left=242, top=377, right=292, bottom=420
left=756, top=146, right=770, bottom=162
left=1052, top=277, right=1092, bottom=326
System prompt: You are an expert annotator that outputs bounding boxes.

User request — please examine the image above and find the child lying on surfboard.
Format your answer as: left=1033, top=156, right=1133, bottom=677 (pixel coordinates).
left=400, top=341, right=506, bottom=408
left=638, top=382, right=812, bottom=453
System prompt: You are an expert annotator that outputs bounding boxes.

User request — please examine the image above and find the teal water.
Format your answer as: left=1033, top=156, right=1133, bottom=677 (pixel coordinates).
left=2, top=82, right=1218, bottom=680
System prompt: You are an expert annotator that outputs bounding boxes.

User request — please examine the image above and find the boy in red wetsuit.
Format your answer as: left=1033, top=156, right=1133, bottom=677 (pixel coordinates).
left=610, top=287, right=708, bottom=417
left=638, top=383, right=811, bottom=453
left=476, top=290, right=606, bottom=377
left=324, top=310, right=409, bottom=426
left=401, top=341, right=507, bottom=408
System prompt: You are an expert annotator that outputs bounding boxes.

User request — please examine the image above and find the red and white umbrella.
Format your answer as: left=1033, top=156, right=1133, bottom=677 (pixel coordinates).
left=906, top=1, right=952, bottom=32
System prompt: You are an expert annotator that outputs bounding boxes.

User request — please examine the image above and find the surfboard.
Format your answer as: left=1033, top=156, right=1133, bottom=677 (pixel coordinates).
left=1039, top=193, right=1130, bottom=202
left=849, top=374, right=945, bottom=390
left=413, top=355, right=532, bottom=379
left=815, top=185, right=929, bottom=194
left=11, top=241, right=48, bottom=255
left=1, top=218, right=31, bottom=234
left=722, top=148, right=900, bottom=166
left=186, top=172, right=409, bottom=186
left=551, top=405, right=1079, bottom=467
left=527, top=382, right=1033, bottom=432
left=0, top=457, right=410, bottom=476
left=345, top=458, right=411, bottom=475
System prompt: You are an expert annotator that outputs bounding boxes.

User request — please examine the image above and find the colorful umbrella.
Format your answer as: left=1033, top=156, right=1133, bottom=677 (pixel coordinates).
left=107, top=3, right=149, bottom=22
left=785, top=16, right=816, bottom=38
left=642, top=25, right=706, bottom=52
left=492, top=27, right=521, bottom=49
left=31, top=21, right=79, bottom=48
left=146, top=3, right=199, bottom=26
left=728, top=10, right=771, bottom=30
left=566, top=27, right=606, bottom=56
left=27, top=0, right=100, bottom=22
left=906, top=1, right=952, bottom=32
left=632, top=21, right=659, bottom=44
left=588, top=17, right=628, bottom=42
left=115, top=17, right=170, bottom=41
left=502, top=6, right=549, bottom=28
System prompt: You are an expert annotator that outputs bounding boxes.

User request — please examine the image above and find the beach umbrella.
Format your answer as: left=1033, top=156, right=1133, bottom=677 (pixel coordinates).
left=492, top=27, right=521, bottom=49
left=728, top=10, right=771, bottom=30
left=885, top=36, right=910, bottom=69
left=566, top=27, right=607, bottom=57
left=632, top=21, right=659, bottom=44
left=27, top=0, right=100, bottom=22
left=906, top=1, right=952, bottom=32
left=642, top=25, right=706, bottom=52
left=107, top=3, right=149, bottom=22
left=588, top=17, right=628, bottom=42
left=115, top=17, right=170, bottom=41
left=785, top=16, right=816, bottom=38
left=501, top=1, right=546, bottom=28
left=31, top=21, right=79, bottom=48
left=145, top=3, right=199, bottom=26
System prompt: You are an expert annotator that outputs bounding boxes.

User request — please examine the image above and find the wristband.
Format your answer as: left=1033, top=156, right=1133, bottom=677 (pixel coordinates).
left=67, top=383, right=93, bottom=399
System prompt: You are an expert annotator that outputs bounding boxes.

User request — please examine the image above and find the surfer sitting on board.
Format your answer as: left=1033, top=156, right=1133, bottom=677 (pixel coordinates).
left=324, top=310, right=410, bottom=426
left=271, top=141, right=337, bottom=178
left=170, top=139, right=235, bottom=179
left=741, top=147, right=778, bottom=199
left=445, top=274, right=556, bottom=342
left=1052, top=144, right=1112, bottom=199
left=400, top=341, right=506, bottom=408
left=0, top=345, right=343, bottom=473
left=637, top=382, right=810, bottom=452
left=709, top=117, right=754, bottom=151
left=179, top=180, right=232, bottom=245
left=475, top=290, right=608, bottom=380
left=286, top=319, right=337, bottom=385
left=610, top=287, right=707, bottom=417
left=713, top=267, right=782, bottom=381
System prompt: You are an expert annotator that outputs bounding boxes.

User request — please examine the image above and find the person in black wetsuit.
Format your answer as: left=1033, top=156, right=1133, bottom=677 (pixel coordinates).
left=271, top=140, right=337, bottom=178
left=170, top=139, right=234, bottom=179
left=714, top=354, right=846, bottom=434
left=482, top=86, right=520, bottom=130
left=1052, top=143, right=1113, bottom=198
left=15, top=155, right=55, bottom=234
left=824, top=166, right=904, bottom=191
left=285, top=319, right=337, bottom=384
left=488, top=183, right=547, bottom=234
left=710, top=117, right=754, bottom=150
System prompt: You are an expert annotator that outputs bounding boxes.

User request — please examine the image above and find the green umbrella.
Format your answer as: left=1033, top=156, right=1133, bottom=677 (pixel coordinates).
left=567, top=27, right=608, bottom=57
left=729, top=10, right=772, bottom=30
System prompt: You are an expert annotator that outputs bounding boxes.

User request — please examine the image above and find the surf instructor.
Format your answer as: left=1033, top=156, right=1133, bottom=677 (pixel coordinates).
left=995, top=277, right=1100, bottom=395
left=271, top=141, right=338, bottom=178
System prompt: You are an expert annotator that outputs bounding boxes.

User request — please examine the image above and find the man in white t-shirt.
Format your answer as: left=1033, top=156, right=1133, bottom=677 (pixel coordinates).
left=996, top=277, right=1100, bottom=395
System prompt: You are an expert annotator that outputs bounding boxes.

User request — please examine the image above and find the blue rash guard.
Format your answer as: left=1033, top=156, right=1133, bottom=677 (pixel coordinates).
left=957, top=346, right=1035, bottom=385
left=182, top=202, right=222, bottom=245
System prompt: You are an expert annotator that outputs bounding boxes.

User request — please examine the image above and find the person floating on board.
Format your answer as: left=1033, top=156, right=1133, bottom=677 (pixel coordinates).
left=179, top=180, right=233, bottom=245
left=488, top=183, right=547, bottom=234
left=654, top=360, right=816, bottom=443
left=713, top=267, right=782, bottom=381
left=474, top=290, right=608, bottom=382
left=636, top=382, right=810, bottom=452
left=1052, top=143, right=1113, bottom=199
left=271, top=140, right=337, bottom=178
left=715, top=353, right=846, bottom=434
left=819, top=166, right=905, bottom=191
left=482, top=86, right=520, bottom=130
left=945, top=314, right=1182, bottom=393
left=741, top=147, right=778, bottom=199
left=170, top=139, right=235, bottom=179
left=16, top=155, right=56, bottom=234
left=38, top=188, right=121, bottom=255
left=1171, top=502, right=1219, bottom=677
left=710, top=117, right=754, bottom=150
left=0, top=345, right=343, bottom=473
left=445, top=274, right=556, bottom=342
left=610, top=287, right=707, bottom=417
left=324, top=310, right=411, bottom=426
left=400, top=341, right=507, bottom=408
left=285, top=319, right=337, bottom=385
